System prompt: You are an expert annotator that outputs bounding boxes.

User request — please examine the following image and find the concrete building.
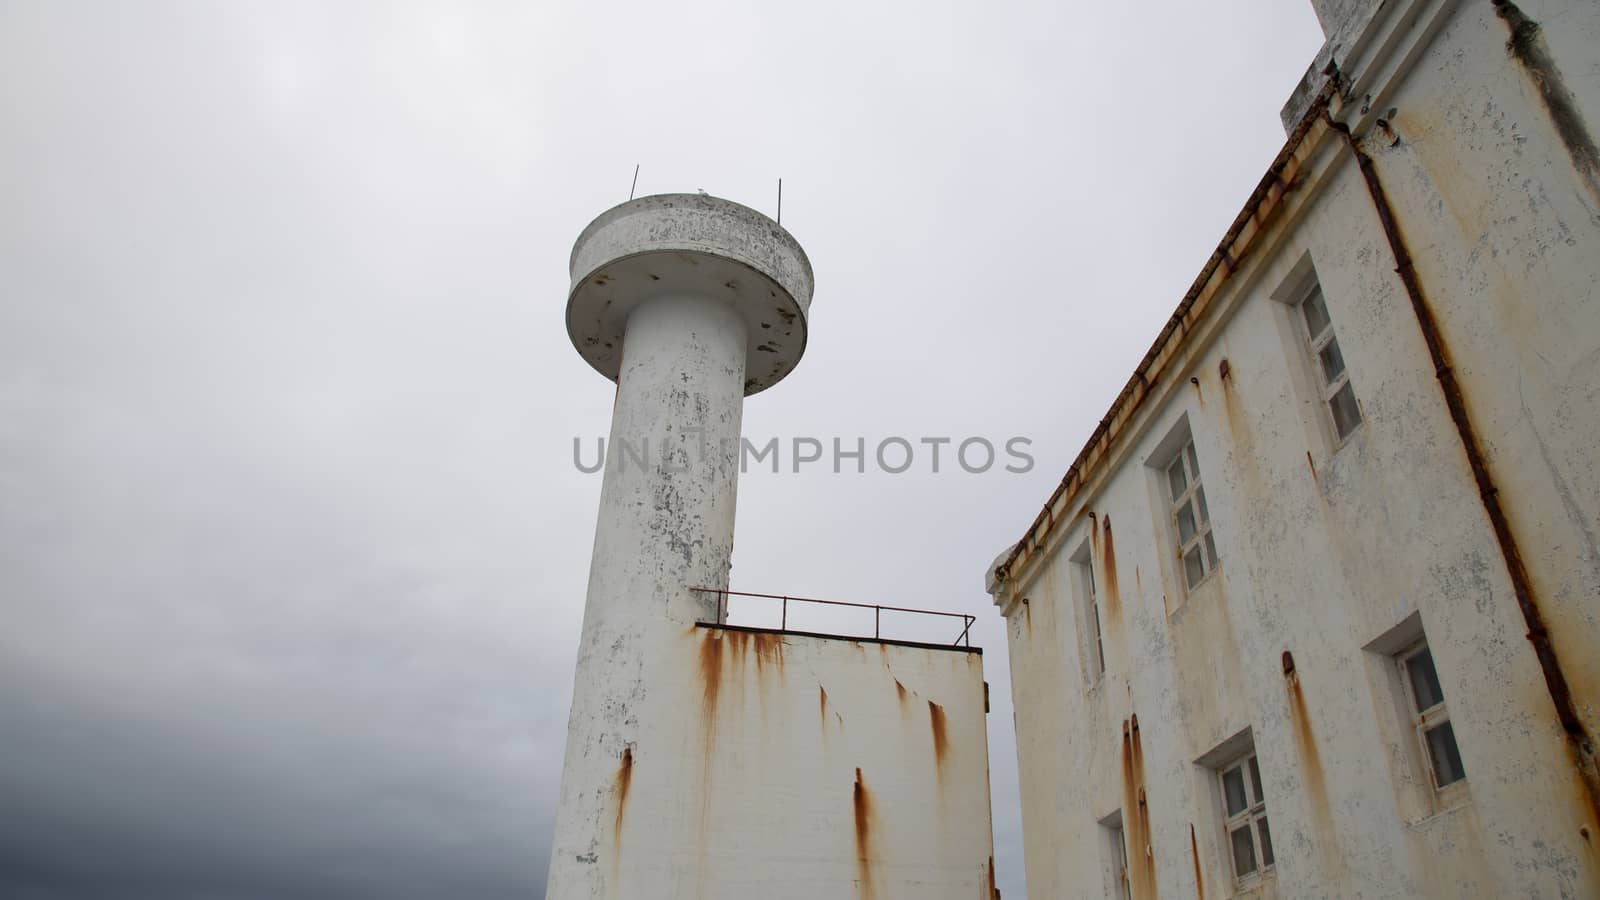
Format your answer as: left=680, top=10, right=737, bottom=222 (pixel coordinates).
left=986, top=1, right=1600, bottom=897
left=548, top=194, right=998, bottom=899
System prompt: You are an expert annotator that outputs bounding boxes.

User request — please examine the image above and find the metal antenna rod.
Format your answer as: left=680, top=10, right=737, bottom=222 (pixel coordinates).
left=629, top=164, right=640, bottom=201
left=777, top=178, right=783, bottom=224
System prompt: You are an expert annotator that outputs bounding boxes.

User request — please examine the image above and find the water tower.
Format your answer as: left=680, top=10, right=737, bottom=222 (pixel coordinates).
left=547, top=193, right=997, bottom=900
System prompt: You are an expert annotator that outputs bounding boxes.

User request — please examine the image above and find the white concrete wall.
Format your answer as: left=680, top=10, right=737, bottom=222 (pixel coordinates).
left=567, top=626, right=995, bottom=900
left=993, top=1, right=1600, bottom=898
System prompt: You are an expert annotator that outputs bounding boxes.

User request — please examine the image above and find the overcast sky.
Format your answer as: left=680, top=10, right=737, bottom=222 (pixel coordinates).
left=0, top=2, right=1324, bottom=897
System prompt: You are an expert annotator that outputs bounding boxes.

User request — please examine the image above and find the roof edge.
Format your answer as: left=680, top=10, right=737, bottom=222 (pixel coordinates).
left=991, top=80, right=1340, bottom=591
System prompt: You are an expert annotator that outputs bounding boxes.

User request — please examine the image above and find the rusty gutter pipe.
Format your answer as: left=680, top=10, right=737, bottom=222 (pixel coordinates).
left=1327, top=113, right=1600, bottom=823
left=995, top=81, right=1338, bottom=585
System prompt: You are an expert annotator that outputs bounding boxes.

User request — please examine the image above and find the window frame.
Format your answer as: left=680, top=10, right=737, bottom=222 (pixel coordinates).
left=1120, top=819, right=1132, bottom=896
left=1296, top=282, right=1363, bottom=444
left=1216, top=751, right=1274, bottom=885
left=1397, top=639, right=1468, bottom=795
left=1164, top=437, right=1219, bottom=591
left=1111, top=821, right=1131, bottom=900
left=1097, top=809, right=1133, bottom=900
left=1071, top=539, right=1105, bottom=687
left=1081, top=553, right=1106, bottom=682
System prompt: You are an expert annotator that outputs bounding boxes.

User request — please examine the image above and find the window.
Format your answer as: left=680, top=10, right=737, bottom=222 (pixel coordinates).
left=1086, top=561, right=1105, bottom=679
left=1363, top=613, right=1465, bottom=818
left=1298, top=284, right=1362, bottom=440
left=1398, top=641, right=1466, bottom=789
left=1112, top=823, right=1131, bottom=900
left=1100, top=813, right=1132, bottom=900
left=1165, top=439, right=1218, bottom=589
left=1075, top=547, right=1105, bottom=681
left=1218, top=752, right=1274, bottom=882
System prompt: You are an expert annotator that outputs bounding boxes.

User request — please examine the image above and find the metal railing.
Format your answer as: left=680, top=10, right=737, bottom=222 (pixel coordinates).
left=691, top=587, right=976, bottom=648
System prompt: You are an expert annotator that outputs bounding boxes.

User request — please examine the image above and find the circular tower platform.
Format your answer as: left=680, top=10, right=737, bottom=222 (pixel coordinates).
left=567, top=193, right=814, bottom=395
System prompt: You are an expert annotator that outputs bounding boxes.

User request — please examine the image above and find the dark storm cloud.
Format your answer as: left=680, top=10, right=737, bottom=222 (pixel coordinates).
left=0, top=1, right=1322, bottom=897
left=0, top=419, right=562, bottom=898
left=0, top=673, right=545, bottom=900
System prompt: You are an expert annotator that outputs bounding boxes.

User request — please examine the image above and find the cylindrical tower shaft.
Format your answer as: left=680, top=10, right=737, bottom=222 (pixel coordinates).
left=586, top=294, right=748, bottom=625
left=547, top=194, right=812, bottom=899
left=547, top=294, right=747, bottom=896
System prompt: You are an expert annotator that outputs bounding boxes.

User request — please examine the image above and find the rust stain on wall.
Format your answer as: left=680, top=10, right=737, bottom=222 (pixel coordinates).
left=1217, top=356, right=1268, bottom=504
left=853, top=767, right=877, bottom=900
left=1219, top=358, right=1251, bottom=449
left=819, top=685, right=829, bottom=727
left=752, top=631, right=785, bottom=679
left=987, top=856, right=998, bottom=899
left=613, top=747, right=634, bottom=845
left=1188, top=823, right=1204, bottom=900
left=695, top=629, right=726, bottom=853
left=928, top=700, right=949, bottom=778
left=725, top=629, right=750, bottom=684
left=1282, top=650, right=1338, bottom=863
left=1102, top=514, right=1121, bottom=611
left=895, top=679, right=909, bottom=705
left=698, top=630, right=723, bottom=751
left=1131, top=716, right=1157, bottom=897
left=1120, top=715, right=1160, bottom=900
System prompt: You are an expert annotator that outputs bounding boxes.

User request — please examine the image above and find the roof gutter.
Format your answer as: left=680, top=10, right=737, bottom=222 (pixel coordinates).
left=993, top=81, right=1338, bottom=589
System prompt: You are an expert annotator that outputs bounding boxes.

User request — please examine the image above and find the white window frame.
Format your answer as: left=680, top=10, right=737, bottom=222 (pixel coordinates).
left=1164, top=437, right=1218, bottom=591
left=1099, top=813, right=1132, bottom=900
left=1216, top=751, right=1274, bottom=885
left=1074, top=544, right=1105, bottom=683
left=1397, top=639, right=1468, bottom=794
left=1296, top=282, right=1363, bottom=443
left=1113, top=822, right=1131, bottom=900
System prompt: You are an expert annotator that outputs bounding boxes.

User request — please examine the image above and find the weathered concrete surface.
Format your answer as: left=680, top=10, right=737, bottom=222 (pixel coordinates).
left=991, top=1, right=1600, bottom=897
left=591, top=628, right=994, bottom=900
left=547, top=195, right=816, bottom=899
left=567, top=193, right=814, bottom=396
left=546, top=289, right=749, bottom=900
left=1310, top=0, right=1380, bottom=34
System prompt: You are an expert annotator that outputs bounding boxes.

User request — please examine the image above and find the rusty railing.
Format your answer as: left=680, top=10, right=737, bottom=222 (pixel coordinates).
left=691, top=587, right=976, bottom=648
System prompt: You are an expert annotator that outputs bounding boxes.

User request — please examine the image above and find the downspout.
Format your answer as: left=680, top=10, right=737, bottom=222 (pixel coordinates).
left=1325, top=113, right=1600, bottom=825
